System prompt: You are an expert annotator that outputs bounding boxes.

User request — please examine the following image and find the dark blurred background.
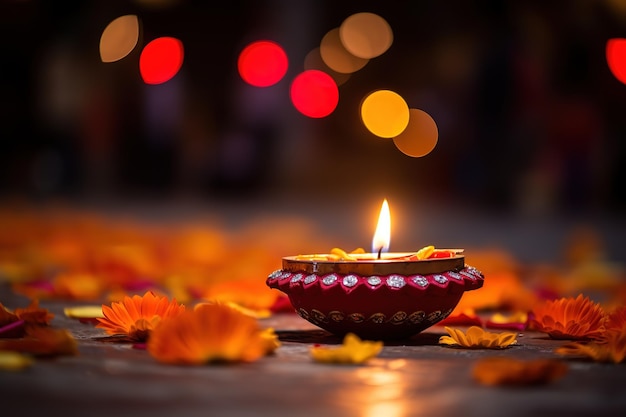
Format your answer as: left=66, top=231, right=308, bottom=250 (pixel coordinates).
left=1, top=0, right=626, bottom=221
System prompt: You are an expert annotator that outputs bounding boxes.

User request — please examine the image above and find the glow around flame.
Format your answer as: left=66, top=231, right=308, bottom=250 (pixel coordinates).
left=372, top=199, right=390, bottom=254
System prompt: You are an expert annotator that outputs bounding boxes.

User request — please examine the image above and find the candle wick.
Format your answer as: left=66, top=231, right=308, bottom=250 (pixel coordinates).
left=377, top=246, right=383, bottom=260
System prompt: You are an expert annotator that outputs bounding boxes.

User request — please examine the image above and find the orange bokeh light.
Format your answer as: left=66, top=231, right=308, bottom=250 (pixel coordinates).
left=393, top=109, right=439, bottom=157
left=339, top=12, right=393, bottom=59
left=99, top=15, right=140, bottom=63
left=360, top=90, right=410, bottom=138
left=320, top=28, right=369, bottom=74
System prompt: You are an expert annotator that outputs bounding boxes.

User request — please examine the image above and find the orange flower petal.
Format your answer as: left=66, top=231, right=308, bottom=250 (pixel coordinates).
left=439, top=309, right=483, bottom=327
left=439, top=326, right=517, bottom=349
left=604, top=306, right=626, bottom=333
left=0, top=326, right=78, bottom=357
left=96, top=291, right=185, bottom=341
left=556, top=329, right=626, bottom=364
left=472, top=357, right=568, bottom=386
left=530, top=294, right=605, bottom=340
left=147, top=303, right=278, bottom=365
left=13, top=299, right=54, bottom=326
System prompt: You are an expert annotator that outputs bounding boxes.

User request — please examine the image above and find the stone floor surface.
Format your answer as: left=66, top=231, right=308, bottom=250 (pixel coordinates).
left=1, top=286, right=626, bottom=417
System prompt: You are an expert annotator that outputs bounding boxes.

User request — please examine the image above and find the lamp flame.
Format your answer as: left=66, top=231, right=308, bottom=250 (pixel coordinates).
left=372, top=199, right=390, bottom=256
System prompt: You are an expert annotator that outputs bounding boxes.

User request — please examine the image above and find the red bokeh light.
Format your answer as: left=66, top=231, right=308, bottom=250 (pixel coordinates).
left=238, top=40, right=288, bottom=87
left=607, top=38, right=626, bottom=85
left=289, top=70, right=339, bottom=118
left=139, top=37, right=184, bottom=85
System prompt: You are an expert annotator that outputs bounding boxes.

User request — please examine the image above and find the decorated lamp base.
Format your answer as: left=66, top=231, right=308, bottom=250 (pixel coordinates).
left=266, top=253, right=484, bottom=340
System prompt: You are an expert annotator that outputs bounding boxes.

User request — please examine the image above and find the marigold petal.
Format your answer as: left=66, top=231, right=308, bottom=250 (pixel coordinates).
left=14, top=300, right=54, bottom=325
left=310, top=333, right=382, bottom=364
left=472, top=357, right=567, bottom=386
left=443, top=326, right=470, bottom=346
left=96, top=292, right=184, bottom=339
left=556, top=330, right=626, bottom=363
left=147, top=302, right=272, bottom=365
left=64, top=306, right=104, bottom=319
left=531, top=294, right=606, bottom=340
left=438, top=336, right=458, bottom=346
left=605, top=306, right=626, bottom=333
left=0, top=351, right=34, bottom=371
left=495, top=332, right=518, bottom=348
left=440, top=326, right=517, bottom=349
left=466, top=326, right=486, bottom=344
left=0, top=326, right=78, bottom=357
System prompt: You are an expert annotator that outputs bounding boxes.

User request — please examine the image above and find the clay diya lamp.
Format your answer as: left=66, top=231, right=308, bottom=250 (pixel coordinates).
left=266, top=199, right=484, bottom=340
left=267, top=250, right=484, bottom=340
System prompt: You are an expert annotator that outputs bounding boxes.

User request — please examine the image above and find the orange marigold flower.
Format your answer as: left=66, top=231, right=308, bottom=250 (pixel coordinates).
left=439, top=326, right=518, bottom=349
left=556, top=329, right=626, bottom=364
left=14, top=299, right=54, bottom=325
left=147, top=303, right=279, bottom=365
left=604, top=305, right=626, bottom=334
left=472, top=357, right=568, bottom=386
left=0, top=325, right=78, bottom=357
left=0, top=303, right=19, bottom=327
left=1, top=300, right=54, bottom=337
left=0, top=300, right=54, bottom=327
left=96, top=291, right=185, bottom=341
left=530, top=294, right=605, bottom=340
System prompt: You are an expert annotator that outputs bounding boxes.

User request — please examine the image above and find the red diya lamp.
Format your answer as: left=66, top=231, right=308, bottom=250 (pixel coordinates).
left=266, top=199, right=485, bottom=340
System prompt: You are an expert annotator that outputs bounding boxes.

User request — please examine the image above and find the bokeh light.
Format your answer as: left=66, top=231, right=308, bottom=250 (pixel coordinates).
left=339, top=12, right=393, bottom=59
left=606, top=38, right=626, bottom=85
left=139, top=37, right=184, bottom=85
left=290, top=70, right=339, bottom=118
left=392, top=109, right=439, bottom=157
left=238, top=40, right=288, bottom=87
left=320, top=28, right=369, bottom=74
left=99, top=15, right=140, bottom=63
left=360, top=90, right=410, bottom=138
left=304, top=47, right=351, bottom=86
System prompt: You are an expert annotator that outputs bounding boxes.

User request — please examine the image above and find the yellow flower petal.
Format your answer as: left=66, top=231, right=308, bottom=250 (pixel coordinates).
left=438, top=336, right=459, bottom=346
left=0, top=351, right=34, bottom=371
left=439, top=326, right=517, bottom=349
left=489, top=311, right=528, bottom=324
left=448, top=326, right=470, bottom=346
left=330, top=248, right=357, bottom=261
left=64, top=305, right=104, bottom=319
left=196, top=301, right=271, bottom=319
left=310, top=333, right=383, bottom=364
left=415, top=245, right=435, bottom=260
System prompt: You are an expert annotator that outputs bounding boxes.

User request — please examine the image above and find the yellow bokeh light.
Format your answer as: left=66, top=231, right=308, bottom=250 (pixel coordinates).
left=339, top=12, right=393, bottom=59
left=320, top=28, right=369, bottom=74
left=393, top=109, right=439, bottom=157
left=99, top=15, right=140, bottom=63
left=360, top=90, right=410, bottom=138
left=304, top=47, right=351, bottom=86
